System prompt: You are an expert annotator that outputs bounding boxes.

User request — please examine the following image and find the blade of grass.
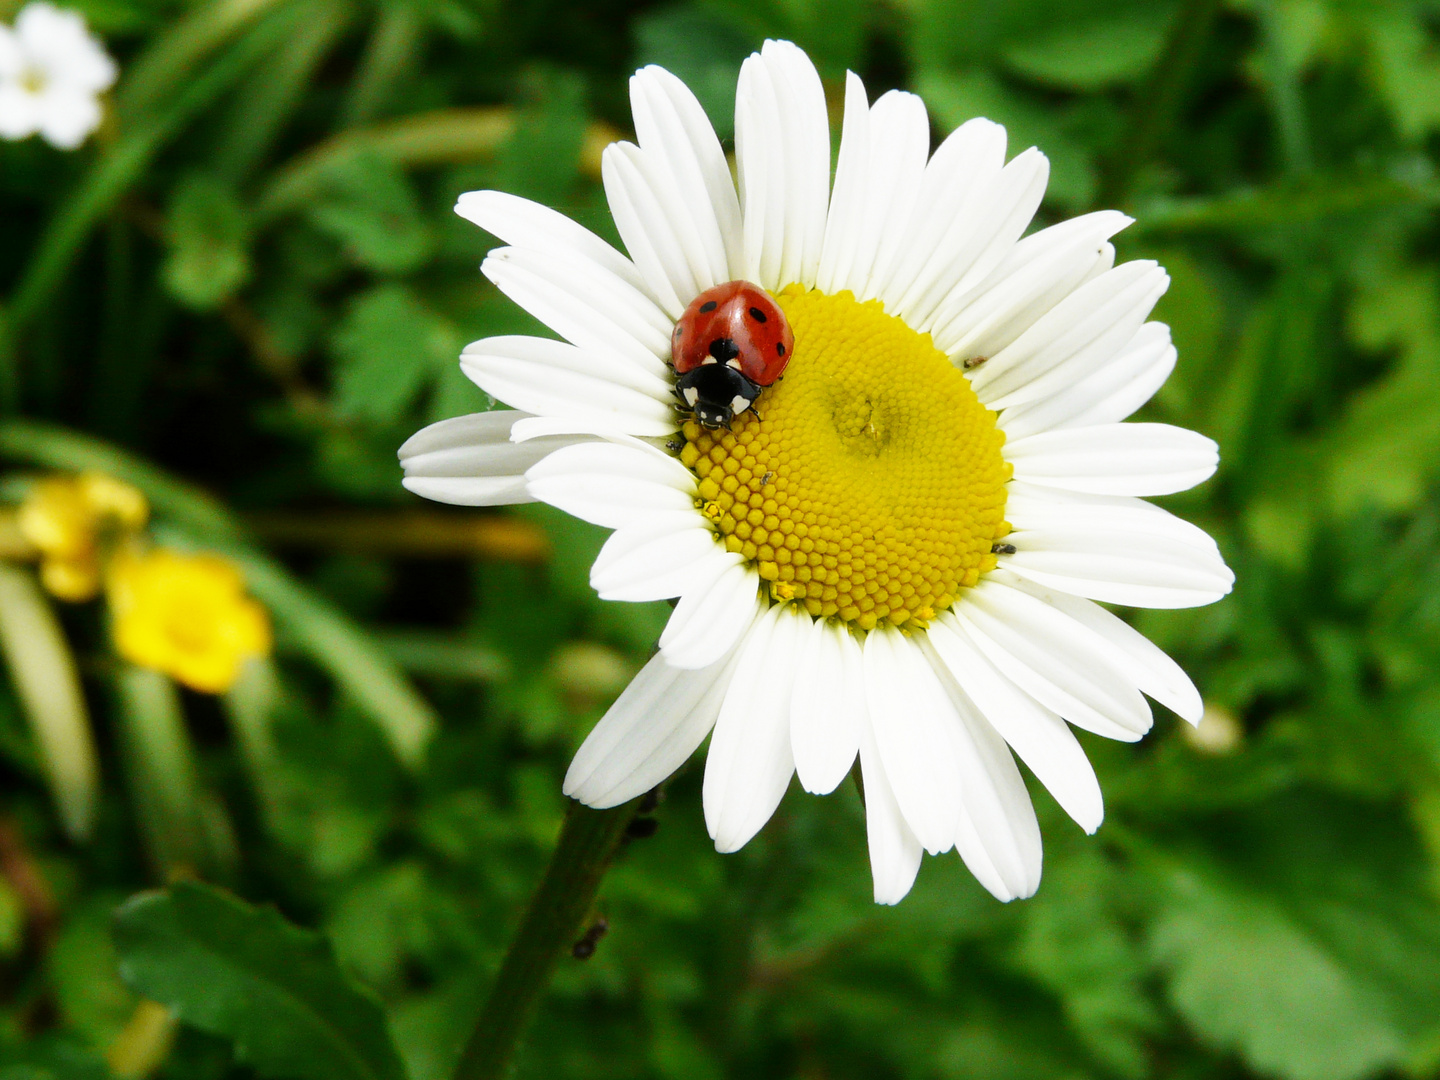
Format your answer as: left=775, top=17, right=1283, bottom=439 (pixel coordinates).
left=254, top=107, right=516, bottom=221
left=117, top=0, right=291, bottom=119
left=114, top=665, right=207, bottom=878
left=211, top=0, right=356, bottom=183
left=0, top=564, right=97, bottom=841
left=340, top=0, right=425, bottom=129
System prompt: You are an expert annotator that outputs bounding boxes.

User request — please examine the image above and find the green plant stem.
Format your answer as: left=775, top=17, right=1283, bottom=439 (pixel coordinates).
left=453, top=799, right=637, bottom=1080
left=1102, top=0, right=1221, bottom=206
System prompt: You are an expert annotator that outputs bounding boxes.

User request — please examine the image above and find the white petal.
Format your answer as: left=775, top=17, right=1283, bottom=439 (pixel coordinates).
left=736, top=40, right=829, bottom=289
left=857, top=710, right=923, bottom=904
left=604, top=141, right=708, bottom=309
left=816, top=82, right=930, bottom=300
left=1005, top=423, right=1219, bottom=496
left=602, top=144, right=688, bottom=317
left=893, top=148, right=1050, bottom=333
left=37, top=86, right=99, bottom=148
left=923, top=620, right=1102, bottom=832
left=815, top=72, right=871, bottom=296
left=455, top=189, right=649, bottom=295
left=862, top=628, right=961, bottom=855
left=1004, top=482, right=1222, bottom=558
left=790, top=617, right=862, bottom=795
left=953, top=807, right=1016, bottom=901
left=399, top=410, right=584, bottom=506
left=972, top=261, right=1169, bottom=410
left=631, top=66, right=741, bottom=287
left=460, top=335, right=677, bottom=437
left=703, top=603, right=803, bottom=852
left=999, top=572, right=1204, bottom=723
left=1000, top=520, right=1235, bottom=610
left=590, top=515, right=726, bottom=602
left=946, top=585, right=1153, bottom=742
left=565, top=641, right=750, bottom=807
left=945, top=686, right=1043, bottom=900
left=874, top=117, right=1008, bottom=313
left=998, top=321, right=1175, bottom=439
left=0, top=83, right=42, bottom=139
left=524, top=440, right=696, bottom=529
left=933, top=210, right=1131, bottom=361
left=481, top=248, right=671, bottom=379
left=659, top=557, right=760, bottom=670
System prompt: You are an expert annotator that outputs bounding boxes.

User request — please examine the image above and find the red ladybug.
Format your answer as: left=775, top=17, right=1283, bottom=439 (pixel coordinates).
left=671, top=281, right=794, bottom=429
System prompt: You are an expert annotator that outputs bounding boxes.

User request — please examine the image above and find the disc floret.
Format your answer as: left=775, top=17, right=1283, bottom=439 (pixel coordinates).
left=679, top=286, right=1012, bottom=631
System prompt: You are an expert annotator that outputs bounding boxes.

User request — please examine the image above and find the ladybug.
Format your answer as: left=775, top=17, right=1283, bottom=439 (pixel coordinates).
left=670, top=281, right=794, bottom=429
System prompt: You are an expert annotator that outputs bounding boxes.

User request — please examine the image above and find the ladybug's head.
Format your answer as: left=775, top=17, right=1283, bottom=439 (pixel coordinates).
left=675, top=363, right=761, bottom=430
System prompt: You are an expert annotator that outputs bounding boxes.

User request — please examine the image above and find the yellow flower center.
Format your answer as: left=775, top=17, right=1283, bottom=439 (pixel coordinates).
left=679, top=286, right=1011, bottom=631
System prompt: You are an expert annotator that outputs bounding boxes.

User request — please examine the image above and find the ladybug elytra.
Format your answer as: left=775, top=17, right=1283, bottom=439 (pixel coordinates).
left=671, top=281, right=794, bottom=429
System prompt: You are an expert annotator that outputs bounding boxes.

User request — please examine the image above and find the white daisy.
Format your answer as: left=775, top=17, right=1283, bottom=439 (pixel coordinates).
left=0, top=2, right=115, bottom=150
left=400, top=40, right=1234, bottom=904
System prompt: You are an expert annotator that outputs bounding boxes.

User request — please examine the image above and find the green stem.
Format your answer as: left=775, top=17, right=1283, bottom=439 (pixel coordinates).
left=453, top=799, right=637, bottom=1080
left=1101, top=0, right=1221, bottom=206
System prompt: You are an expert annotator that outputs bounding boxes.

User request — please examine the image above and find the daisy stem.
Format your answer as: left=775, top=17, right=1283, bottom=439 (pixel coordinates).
left=452, top=798, right=638, bottom=1080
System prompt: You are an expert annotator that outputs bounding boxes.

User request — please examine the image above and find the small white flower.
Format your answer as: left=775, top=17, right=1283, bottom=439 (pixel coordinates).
left=0, top=2, right=116, bottom=149
left=401, top=41, right=1235, bottom=905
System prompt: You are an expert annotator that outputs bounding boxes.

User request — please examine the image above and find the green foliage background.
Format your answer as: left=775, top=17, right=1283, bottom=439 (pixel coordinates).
left=4, top=0, right=1440, bottom=1077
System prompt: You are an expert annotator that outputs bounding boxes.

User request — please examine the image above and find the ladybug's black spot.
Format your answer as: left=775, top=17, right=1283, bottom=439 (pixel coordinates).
left=699, top=300, right=718, bottom=313
left=749, top=306, right=768, bottom=323
left=709, top=337, right=740, bottom=362
left=776, top=342, right=786, bottom=356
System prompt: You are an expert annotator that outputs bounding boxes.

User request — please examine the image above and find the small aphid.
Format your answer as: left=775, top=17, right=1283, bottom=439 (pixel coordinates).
left=665, top=436, right=685, bottom=453
left=760, top=471, right=775, bottom=486
left=963, top=356, right=988, bottom=370
left=991, top=542, right=1016, bottom=555
left=571, top=917, right=609, bottom=960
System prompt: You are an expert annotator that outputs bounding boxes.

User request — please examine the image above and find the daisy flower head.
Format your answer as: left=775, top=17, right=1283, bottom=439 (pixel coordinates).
left=401, top=41, right=1234, bottom=905
left=0, top=2, right=116, bottom=149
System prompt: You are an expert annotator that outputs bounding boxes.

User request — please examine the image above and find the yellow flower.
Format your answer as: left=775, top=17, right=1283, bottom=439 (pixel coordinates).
left=108, top=549, right=271, bottom=694
left=17, top=473, right=149, bottom=601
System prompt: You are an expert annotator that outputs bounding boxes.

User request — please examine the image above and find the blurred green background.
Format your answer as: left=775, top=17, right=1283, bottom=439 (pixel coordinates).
left=4, top=0, right=1440, bottom=1078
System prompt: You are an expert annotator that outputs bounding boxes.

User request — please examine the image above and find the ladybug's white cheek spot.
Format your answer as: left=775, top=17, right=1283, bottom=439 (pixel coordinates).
left=679, top=285, right=1011, bottom=631
left=683, top=387, right=700, bottom=406
left=731, top=396, right=751, bottom=415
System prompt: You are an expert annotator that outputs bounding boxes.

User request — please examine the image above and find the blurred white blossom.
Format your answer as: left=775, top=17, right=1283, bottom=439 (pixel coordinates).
left=0, top=2, right=115, bottom=149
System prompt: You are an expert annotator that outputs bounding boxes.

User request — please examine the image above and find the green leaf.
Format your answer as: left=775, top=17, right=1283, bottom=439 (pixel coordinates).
left=113, top=882, right=407, bottom=1080
left=162, top=174, right=251, bottom=310
left=1010, top=844, right=1159, bottom=1077
left=330, top=284, right=460, bottom=425
left=1146, top=794, right=1440, bottom=1080
left=306, top=153, right=432, bottom=273
left=1001, top=4, right=1175, bottom=90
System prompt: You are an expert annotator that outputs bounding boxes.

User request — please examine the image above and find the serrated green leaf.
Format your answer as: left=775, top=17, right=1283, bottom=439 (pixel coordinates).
left=113, top=882, right=406, bottom=1080
left=306, top=153, right=431, bottom=273
left=162, top=174, right=251, bottom=310
left=330, top=284, right=459, bottom=425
